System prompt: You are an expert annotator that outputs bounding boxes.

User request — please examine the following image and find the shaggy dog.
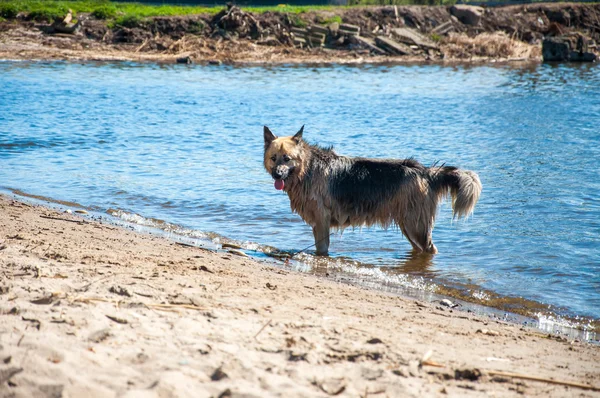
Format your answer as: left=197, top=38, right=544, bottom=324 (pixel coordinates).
left=263, top=126, right=482, bottom=255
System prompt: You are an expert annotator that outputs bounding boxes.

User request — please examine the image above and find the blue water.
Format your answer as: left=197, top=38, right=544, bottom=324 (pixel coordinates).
left=1, top=60, right=598, bottom=322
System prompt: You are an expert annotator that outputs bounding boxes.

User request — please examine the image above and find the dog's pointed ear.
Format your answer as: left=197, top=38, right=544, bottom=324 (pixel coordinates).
left=292, top=125, right=304, bottom=143
left=264, top=126, right=277, bottom=149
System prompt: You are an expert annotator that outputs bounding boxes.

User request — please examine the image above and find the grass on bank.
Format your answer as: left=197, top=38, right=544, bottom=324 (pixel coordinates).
left=0, top=0, right=456, bottom=25
left=0, top=0, right=223, bottom=24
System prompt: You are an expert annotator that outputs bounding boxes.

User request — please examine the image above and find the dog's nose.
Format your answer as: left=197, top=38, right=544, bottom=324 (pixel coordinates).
left=274, top=165, right=288, bottom=179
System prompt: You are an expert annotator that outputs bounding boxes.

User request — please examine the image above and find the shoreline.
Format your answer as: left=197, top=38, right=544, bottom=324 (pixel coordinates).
left=0, top=54, right=540, bottom=67
left=2, top=3, right=599, bottom=66
left=0, top=33, right=538, bottom=67
left=1, top=192, right=599, bottom=396
left=6, top=188, right=599, bottom=338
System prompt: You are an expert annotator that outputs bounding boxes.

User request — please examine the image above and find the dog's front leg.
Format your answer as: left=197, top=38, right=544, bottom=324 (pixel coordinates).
left=312, top=217, right=331, bottom=256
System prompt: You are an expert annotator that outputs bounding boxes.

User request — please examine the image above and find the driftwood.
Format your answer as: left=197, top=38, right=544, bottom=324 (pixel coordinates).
left=51, top=10, right=84, bottom=34
left=212, top=4, right=261, bottom=39
left=349, top=36, right=387, bottom=55
left=375, top=36, right=414, bottom=55
left=487, top=370, right=600, bottom=392
left=432, top=21, right=454, bottom=35
left=421, top=361, right=600, bottom=392
left=392, top=27, right=439, bottom=50
left=52, top=20, right=83, bottom=34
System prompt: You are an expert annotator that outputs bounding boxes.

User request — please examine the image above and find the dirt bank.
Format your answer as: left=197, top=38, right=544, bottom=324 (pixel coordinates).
left=1, top=194, right=599, bottom=397
left=0, top=3, right=599, bottom=64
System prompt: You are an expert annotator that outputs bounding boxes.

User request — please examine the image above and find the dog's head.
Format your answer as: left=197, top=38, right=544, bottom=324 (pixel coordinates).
left=263, top=125, right=305, bottom=191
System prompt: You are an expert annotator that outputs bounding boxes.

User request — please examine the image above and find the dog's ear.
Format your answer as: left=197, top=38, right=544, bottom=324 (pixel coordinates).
left=292, top=125, right=304, bottom=143
left=264, top=126, right=277, bottom=149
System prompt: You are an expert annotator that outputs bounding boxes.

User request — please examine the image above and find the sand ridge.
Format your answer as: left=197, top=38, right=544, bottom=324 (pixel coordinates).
left=0, top=194, right=599, bottom=397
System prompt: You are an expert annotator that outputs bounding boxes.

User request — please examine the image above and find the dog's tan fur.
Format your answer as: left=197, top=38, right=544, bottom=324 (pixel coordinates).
left=264, top=126, right=482, bottom=255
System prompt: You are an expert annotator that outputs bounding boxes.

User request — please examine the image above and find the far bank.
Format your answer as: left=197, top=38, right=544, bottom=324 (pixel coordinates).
left=0, top=2, right=598, bottom=64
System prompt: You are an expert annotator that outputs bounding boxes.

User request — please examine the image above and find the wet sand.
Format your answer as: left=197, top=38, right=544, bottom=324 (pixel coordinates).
left=1, top=193, right=599, bottom=397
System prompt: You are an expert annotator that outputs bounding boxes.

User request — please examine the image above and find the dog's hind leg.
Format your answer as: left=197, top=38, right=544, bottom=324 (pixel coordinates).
left=418, top=225, right=438, bottom=254
left=400, top=225, right=422, bottom=252
left=424, top=239, right=438, bottom=254
left=312, top=217, right=331, bottom=256
left=403, top=221, right=438, bottom=254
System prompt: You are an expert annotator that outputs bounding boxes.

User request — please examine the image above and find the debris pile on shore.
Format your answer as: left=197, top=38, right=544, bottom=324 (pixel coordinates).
left=0, top=3, right=599, bottom=63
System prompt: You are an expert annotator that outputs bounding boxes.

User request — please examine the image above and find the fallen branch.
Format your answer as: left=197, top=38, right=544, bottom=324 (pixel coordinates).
left=487, top=370, right=600, bottom=392
left=72, top=296, right=117, bottom=305
left=420, top=350, right=445, bottom=368
left=420, top=361, right=600, bottom=392
left=39, top=215, right=86, bottom=224
left=421, top=359, right=445, bottom=368
left=254, top=319, right=272, bottom=340
left=146, top=303, right=206, bottom=311
left=135, top=39, right=148, bottom=53
left=69, top=295, right=206, bottom=312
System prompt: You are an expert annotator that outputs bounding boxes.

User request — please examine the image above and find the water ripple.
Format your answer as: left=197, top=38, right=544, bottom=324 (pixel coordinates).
left=0, top=60, right=598, bottom=323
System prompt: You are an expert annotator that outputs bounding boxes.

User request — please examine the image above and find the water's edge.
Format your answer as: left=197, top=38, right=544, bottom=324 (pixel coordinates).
left=5, top=188, right=597, bottom=343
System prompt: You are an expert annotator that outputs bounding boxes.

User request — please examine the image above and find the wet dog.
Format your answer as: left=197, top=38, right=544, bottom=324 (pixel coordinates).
left=263, top=126, right=482, bottom=255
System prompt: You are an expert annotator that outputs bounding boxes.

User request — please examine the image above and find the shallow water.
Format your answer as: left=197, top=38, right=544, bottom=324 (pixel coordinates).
left=1, top=60, right=598, bottom=331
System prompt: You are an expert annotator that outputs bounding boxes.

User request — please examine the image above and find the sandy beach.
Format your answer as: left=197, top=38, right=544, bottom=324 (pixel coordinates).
left=0, top=193, right=599, bottom=397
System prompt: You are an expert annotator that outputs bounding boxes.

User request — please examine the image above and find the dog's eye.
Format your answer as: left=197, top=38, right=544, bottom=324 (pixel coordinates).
left=270, top=155, right=276, bottom=162
left=283, top=155, right=291, bottom=162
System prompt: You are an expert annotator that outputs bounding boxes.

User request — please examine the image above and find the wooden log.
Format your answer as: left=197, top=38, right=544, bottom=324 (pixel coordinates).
left=349, top=36, right=387, bottom=55
left=308, top=35, right=325, bottom=46
left=340, top=23, right=360, bottom=33
left=291, top=27, right=308, bottom=36
left=374, top=36, right=414, bottom=55
left=308, top=31, right=326, bottom=41
left=432, top=21, right=454, bottom=35
left=309, top=24, right=329, bottom=35
left=339, top=29, right=360, bottom=37
left=52, top=20, right=82, bottom=34
left=293, top=37, right=306, bottom=48
left=392, top=27, right=439, bottom=50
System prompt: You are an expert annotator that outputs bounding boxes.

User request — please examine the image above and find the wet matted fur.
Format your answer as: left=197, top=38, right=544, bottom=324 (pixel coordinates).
left=263, top=126, right=482, bottom=255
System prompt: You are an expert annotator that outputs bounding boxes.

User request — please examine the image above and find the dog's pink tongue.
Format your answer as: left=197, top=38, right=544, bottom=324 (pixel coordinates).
left=274, top=179, right=285, bottom=190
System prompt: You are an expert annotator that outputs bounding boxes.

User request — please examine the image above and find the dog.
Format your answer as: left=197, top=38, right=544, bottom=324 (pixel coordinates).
left=263, top=126, right=482, bottom=255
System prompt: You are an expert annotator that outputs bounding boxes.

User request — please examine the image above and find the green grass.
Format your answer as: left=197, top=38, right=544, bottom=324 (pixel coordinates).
left=0, top=1, right=349, bottom=22
left=0, top=0, right=457, bottom=25
left=288, top=14, right=307, bottom=28
left=317, top=15, right=343, bottom=25
left=90, top=4, right=118, bottom=19
left=244, top=5, right=347, bottom=14
left=348, top=0, right=456, bottom=4
left=113, top=13, right=142, bottom=27
left=0, top=1, right=225, bottom=23
left=0, top=3, right=20, bottom=19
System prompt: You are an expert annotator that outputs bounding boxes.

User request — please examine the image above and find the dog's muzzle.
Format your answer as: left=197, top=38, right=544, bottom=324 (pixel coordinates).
left=273, top=165, right=290, bottom=181
left=272, top=165, right=293, bottom=191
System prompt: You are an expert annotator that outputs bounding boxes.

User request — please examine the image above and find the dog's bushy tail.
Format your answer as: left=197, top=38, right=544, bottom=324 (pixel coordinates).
left=429, top=166, right=482, bottom=218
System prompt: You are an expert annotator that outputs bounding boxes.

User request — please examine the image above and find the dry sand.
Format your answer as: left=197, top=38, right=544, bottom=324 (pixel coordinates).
left=0, top=193, right=599, bottom=397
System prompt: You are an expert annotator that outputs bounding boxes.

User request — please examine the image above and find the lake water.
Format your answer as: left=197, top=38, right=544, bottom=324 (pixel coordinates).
left=1, top=60, right=598, bottom=335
